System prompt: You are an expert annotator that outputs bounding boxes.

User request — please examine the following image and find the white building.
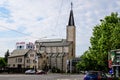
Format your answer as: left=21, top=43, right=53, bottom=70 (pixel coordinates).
left=16, top=42, right=34, bottom=50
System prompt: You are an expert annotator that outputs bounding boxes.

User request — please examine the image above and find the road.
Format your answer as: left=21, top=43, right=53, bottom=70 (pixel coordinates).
left=0, top=73, right=84, bottom=80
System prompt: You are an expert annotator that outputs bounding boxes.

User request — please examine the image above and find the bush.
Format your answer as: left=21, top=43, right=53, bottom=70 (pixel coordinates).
left=51, top=67, right=61, bottom=73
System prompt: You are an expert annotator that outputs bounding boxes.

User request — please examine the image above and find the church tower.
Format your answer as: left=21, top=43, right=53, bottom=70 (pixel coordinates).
left=67, top=3, right=76, bottom=57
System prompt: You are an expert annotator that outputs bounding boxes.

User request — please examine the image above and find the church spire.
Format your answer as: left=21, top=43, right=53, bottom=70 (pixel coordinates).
left=68, top=2, right=75, bottom=26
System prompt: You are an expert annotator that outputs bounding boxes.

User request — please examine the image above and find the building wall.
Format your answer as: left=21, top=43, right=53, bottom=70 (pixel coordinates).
left=8, top=56, right=25, bottom=68
left=38, top=52, right=47, bottom=70
left=8, top=57, right=16, bottom=67
left=57, top=47, right=63, bottom=53
left=46, top=47, right=51, bottom=53
left=51, top=54, right=57, bottom=68
left=52, top=47, right=57, bottom=53
left=67, top=26, right=76, bottom=58
left=35, top=42, right=73, bottom=72
left=63, top=47, right=69, bottom=53
left=8, top=50, right=37, bottom=69
left=35, top=42, right=69, bottom=54
left=25, top=50, right=37, bottom=69
left=67, top=26, right=75, bottom=42
left=38, top=57, right=43, bottom=69
left=68, top=44, right=75, bottom=59
left=35, top=43, right=39, bottom=53
left=63, top=54, right=67, bottom=72
left=57, top=53, right=67, bottom=72
left=57, top=57, right=62, bottom=70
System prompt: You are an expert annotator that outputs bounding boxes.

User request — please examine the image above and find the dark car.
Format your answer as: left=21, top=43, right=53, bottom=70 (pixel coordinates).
left=83, top=71, right=111, bottom=80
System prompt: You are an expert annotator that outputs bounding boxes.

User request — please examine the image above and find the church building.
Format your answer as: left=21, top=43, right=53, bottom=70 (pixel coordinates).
left=35, top=3, right=76, bottom=72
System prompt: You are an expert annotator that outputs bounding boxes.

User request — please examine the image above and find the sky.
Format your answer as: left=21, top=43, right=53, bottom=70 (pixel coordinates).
left=0, top=0, right=120, bottom=57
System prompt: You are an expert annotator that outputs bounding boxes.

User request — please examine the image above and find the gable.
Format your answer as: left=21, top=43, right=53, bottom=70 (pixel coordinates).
left=8, top=49, right=30, bottom=58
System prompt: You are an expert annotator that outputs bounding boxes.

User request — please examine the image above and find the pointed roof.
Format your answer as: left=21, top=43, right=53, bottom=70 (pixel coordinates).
left=8, top=49, right=31, bottom=57
left=68, top=2, right=75, bottom=26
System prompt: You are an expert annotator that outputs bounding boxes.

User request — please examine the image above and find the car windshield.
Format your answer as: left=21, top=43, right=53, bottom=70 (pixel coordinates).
left=87, top=72, right=98, bottom=76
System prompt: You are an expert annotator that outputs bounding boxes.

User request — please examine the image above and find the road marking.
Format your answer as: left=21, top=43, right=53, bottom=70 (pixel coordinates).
left=57, top=79, right=77, bottom=80
left=57, top=79, right=70, bottom=80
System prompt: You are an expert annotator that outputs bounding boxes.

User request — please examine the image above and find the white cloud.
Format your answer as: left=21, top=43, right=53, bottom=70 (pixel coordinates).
left=116, top=1, right=120, bottom=6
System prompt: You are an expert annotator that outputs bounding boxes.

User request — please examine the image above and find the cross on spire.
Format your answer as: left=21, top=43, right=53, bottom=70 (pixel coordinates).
left=71, top=2, right=73, bottom=10
left=68, top=2, right=75, bottom=26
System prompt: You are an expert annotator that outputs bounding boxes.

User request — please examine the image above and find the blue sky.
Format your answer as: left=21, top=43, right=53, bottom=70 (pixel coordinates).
left=0, top=0, right=120, bottom=57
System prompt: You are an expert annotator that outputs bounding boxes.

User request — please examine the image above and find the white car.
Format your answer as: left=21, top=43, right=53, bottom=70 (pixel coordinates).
left=36, top=70, right=47, bottom=74
left=25, top=69, right=36, bottom=74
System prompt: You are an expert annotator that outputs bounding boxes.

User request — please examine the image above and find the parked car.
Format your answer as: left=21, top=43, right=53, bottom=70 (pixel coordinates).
left=25, top=69, right=36, bottom=74
left=83, top=71, right=112, bottom=80
left=36, top=70, right=47, bottom=74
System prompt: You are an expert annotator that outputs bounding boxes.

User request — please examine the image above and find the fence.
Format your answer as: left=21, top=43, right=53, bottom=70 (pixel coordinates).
left=0, top=67, right=32, bottom=73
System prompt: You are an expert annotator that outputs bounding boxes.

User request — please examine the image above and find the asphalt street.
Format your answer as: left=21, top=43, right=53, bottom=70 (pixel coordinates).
left=0, top=73, right=84, bottom=80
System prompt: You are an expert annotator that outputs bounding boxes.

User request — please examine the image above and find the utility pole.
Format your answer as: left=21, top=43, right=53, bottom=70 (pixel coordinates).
left=70, top=59, right=72, bottom=73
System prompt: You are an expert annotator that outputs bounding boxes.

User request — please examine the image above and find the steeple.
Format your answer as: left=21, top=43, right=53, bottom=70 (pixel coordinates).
left=68, top=2, right=75, bottom=26
left=66, top=2, right=76, bottom=58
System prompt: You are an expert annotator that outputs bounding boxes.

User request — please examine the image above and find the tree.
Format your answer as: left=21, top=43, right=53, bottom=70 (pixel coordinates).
left=0, top=57, right=7, bottom=67
left=4, top=50, right=10, bottom=63
left=77, top=12, right=120, bottom=72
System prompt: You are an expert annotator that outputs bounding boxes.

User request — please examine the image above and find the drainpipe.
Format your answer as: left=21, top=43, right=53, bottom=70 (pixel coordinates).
left=24, top=55, right=25, bottom=68
left=62, top=55, right=63, bottom=72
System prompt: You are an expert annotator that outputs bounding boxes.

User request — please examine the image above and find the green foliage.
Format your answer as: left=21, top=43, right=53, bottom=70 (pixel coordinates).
left=77, top=12, right=120, bottom=72
left=51, top=67, right=61, bottom=73
left=0, top=57, right=7, bottom=67
left=0, top=50, right=10, bottom=68
left=4, top=50, right=10, bottom=63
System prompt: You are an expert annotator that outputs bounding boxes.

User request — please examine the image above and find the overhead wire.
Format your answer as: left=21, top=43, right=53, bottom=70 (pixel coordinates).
left=0, top=0, right=64, bottom=40
left=0, top=25, right=39, bottom=39
left=54, top=0, right=63, bottom=36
